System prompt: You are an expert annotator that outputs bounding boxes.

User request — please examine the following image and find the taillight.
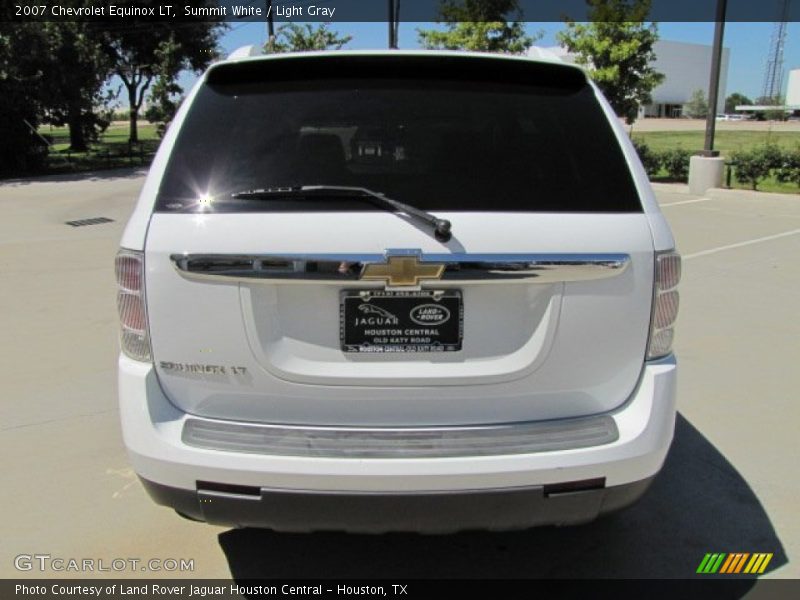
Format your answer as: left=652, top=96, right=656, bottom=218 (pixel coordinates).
left=115, top=249, right=151, bottom=362
left=647, top=251, right=681, bottom=360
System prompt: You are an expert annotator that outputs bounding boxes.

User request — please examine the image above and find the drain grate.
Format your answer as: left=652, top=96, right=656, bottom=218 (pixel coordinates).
left=65, top=217, right=114, bottom=227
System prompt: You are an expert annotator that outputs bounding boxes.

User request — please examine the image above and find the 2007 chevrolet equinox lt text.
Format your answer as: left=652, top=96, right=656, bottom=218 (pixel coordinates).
left=116, top=50, right=680, bottom=533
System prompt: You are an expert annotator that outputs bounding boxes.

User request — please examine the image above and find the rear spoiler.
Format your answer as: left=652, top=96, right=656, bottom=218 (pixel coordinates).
left=205, top=52, right=588, bottom=89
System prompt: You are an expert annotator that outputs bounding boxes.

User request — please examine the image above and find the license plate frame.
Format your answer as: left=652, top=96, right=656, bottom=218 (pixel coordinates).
left=340, top=289, right=463, bottom=353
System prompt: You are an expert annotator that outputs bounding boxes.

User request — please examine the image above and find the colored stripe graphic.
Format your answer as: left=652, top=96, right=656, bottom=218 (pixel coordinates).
left=720, top=553, right=749, bottom=574
left=734, top=553, right=750, bottom=574
left=697, top=553, right=727, bottom=573
left=711, top=554, right=726, bottom=573
left=698, top=553, right=773, bottom=575
left=744, top=554, right=774, bottom=574
left=719, top=554, right=735, bottom=573
left=696, top=554, right=713, bottom=573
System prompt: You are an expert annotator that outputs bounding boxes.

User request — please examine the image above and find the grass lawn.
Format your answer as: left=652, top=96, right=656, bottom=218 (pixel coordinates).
left=37, top=121, right=160, bottom=173
left=630, top=130, right=799, bottom=155
left=41, top=121, right=159, bottom=148
left=632, top=130, right=800, bottom=194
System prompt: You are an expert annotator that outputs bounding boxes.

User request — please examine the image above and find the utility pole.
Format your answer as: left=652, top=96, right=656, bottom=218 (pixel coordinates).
left=761, top=0, right=790, bottom=103
left=702, top=0, right=727, bottom=156
left=266, top=0, right=275, bottom=53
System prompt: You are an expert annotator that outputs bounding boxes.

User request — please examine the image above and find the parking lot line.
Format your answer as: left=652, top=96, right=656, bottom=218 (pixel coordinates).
left=660, top=198, right=711, bottom=207
left=683, top=228, right=800, bottom=260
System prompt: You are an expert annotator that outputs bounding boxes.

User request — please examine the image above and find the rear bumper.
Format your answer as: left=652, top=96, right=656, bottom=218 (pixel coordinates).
left=119, top=355, right=676, bottom=531
left=142, top=476, right=654, bottom=533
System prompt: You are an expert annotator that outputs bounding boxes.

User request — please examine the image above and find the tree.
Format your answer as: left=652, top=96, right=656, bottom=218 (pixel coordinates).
left=0, top=19, right=52, bottom=175
left=725, top=92, right=752, bottom=114
left=40, top=21, right=113, bottom=151
left=144, top=78, right=182, bottom=138
left=96, top=1, right=225, bottom=143
left=557, top=0, right=664, bottom=124
left=144, top=34, right=223, bottom=137
left=684, top=88, right=709, bottom=119
left=417, top=0, right=537, bottom=54
left=268, top=23, right=352, bottom=53
left=1, top=14, right=112, bottom=173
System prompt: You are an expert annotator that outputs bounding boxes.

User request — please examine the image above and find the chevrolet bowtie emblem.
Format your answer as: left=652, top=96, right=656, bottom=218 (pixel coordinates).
left=360, top=256, right=445, bottom=287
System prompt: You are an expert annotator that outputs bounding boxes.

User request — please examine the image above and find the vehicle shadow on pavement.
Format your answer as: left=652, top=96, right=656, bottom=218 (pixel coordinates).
left=218, top=414, right=787, bottom=583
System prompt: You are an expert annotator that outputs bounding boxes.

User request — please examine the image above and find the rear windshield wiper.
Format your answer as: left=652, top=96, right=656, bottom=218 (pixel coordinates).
left=231, top=185, right=452, bottom=242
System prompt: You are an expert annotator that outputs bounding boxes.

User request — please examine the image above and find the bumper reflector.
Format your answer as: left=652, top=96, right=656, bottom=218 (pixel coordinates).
left=182, top=416, right=619, bottom=459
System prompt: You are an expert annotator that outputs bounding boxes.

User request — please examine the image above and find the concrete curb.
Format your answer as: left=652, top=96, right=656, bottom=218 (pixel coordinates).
left=650, top=182, right=691, bottom=194
left=650, top=182, right=799, bottom=202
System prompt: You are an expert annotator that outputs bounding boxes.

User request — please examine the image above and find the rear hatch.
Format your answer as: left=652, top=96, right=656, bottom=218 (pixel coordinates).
left=144, top=53, right=654, bottom=427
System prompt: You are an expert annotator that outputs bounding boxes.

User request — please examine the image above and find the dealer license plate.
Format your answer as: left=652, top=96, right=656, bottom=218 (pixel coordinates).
left=340, top=290, right=463, bottom=353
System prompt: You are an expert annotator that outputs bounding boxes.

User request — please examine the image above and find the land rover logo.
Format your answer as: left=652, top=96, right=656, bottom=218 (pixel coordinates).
left=409, top=304, right=451, bottom=326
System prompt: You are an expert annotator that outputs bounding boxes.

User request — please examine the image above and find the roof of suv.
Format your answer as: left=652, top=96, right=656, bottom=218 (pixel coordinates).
left=218, top=47, right=578, bottom=65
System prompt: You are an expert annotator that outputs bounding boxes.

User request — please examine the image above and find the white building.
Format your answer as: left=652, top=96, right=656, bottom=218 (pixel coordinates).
left=534, top=40, right=730, bottom=118
left=787, top=69, right=800, bottom=106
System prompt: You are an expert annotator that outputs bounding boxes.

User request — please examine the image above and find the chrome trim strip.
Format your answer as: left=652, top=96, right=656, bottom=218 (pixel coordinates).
left=169, top=252, right=630, bottom=285
left=182, top=415, right=619, bottom=458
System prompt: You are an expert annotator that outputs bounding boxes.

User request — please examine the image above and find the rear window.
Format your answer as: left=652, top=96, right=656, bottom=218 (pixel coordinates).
left=156, top=56, right=641, bottom=213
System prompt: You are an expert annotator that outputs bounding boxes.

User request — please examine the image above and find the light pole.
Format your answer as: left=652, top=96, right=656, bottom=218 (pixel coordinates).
left=703, top=0, right=728, bottom=156
left=688, top=0, right=728, bottom=194
left=388, top=0, right=397, bottom=48
left=266, top=0, right=275, bottom=53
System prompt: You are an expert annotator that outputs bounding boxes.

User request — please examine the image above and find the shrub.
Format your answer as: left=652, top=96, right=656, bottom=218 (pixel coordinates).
left=631, top=139, right=662, bottom=178
left=761, top=143, right=786, bottom=170
left=661, top=147, right=691, bottom=181
left=775, top=146, right=800, bottom=188
left=731, top=144, right=782, bottom=190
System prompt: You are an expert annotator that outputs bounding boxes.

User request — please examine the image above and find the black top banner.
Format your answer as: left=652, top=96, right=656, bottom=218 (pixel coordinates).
left=5, top=0, right=800, bottom=23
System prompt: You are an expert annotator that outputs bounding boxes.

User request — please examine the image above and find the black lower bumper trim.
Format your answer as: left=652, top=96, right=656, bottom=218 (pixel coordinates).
left=140, top=476, right=654, bottom=533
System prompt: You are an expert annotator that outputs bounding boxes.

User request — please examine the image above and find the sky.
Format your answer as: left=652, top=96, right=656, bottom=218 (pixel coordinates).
left=162, top=21, right=800, bottom=105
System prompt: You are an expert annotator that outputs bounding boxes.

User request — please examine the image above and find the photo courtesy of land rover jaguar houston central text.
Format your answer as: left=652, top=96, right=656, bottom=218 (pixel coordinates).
left=116, top=50, right=681, bottom=532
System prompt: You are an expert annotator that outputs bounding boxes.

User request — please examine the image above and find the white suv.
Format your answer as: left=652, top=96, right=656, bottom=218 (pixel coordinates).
left=116, top=50, right=680, bottom=533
